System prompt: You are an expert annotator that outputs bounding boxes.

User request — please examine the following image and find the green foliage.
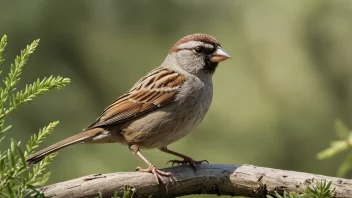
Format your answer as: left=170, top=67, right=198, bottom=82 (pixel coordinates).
left=122, top=185, right=135, bottom=198
left=0, top=35, right=7, bottom=69
left=267, top=180, right=334, bottom=198
left=303, top=180, right=334, bottom=198
left=7, top=76, right=70, bottom=120
left=0, top=35, right=70, bottom=197
left=317, top=120, right=352, bottom=177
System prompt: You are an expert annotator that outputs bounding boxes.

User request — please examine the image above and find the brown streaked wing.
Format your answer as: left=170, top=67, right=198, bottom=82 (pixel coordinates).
left=84, top=68, right=185, bottom=130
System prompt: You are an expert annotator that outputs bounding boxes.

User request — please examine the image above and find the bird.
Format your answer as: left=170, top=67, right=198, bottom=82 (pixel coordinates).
left=26, top=33, right=230, bottom=185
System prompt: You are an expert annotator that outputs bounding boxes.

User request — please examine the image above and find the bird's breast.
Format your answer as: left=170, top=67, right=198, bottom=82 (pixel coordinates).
left=121, top=77, right=213, bottom=149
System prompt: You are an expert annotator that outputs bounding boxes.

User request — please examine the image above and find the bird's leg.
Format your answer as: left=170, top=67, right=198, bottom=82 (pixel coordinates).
left=159, top=146, right=208, bottom=171
left=130, top=145, right=172, bottom=185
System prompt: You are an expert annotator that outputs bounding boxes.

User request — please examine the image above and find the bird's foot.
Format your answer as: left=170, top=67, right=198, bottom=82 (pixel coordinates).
left=136, top=164, right=173, bottom=185
left=167, top=157, right=208, bottom=171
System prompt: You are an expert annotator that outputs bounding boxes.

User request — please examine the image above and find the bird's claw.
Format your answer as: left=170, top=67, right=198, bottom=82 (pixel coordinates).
left=136, top=164, right=173, bottom=185
left=166, top=158, right=209, bottom=170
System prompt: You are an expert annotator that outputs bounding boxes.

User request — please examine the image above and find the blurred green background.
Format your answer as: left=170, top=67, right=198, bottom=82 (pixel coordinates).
left=1, top=0, right=352, bottom=197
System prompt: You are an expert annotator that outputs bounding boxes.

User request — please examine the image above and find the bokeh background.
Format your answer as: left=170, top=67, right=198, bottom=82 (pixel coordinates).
left=1, top=0, right=352, bottom=197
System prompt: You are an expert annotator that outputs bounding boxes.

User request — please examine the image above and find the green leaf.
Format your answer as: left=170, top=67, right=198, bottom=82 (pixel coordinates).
left=337, top=152, right=352, bottom=177
left=0, top=38, right=40, bottom=118
left=122, top=185, right=136, bottom=198
left=0, top=35, right=7, bottom=71
left=96, top=192, right=103, bottom=198
left=7, top=183, right=14, bottom=198
left=317, top=140, right=349, bottom=160
left=4, top=38, right=39, bottom=90
left=269, top=180, right=334, bottom=198
left=304, top=180, right=334, bottom=198
left=0, top=35, right=69, bottom=197
left=25, top=121, right=59, bottom=156
left=348, top=133, right=352, bottom=145
left=14, top=143, right=26, bottom=168
left=27, top=153, right=56, bottom=186
left=335, top=120, right=350, bottom=140
left=0, top=76, right=70, bottom=119
left=0, top=125, right=12, bottom=135
left=8, top=146, right=15, bottom=168
left=40, top=172, right=51, bottom=185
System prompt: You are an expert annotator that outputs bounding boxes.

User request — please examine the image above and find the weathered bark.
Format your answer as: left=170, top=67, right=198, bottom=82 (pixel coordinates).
left=41, top=164, right=352, bottom=198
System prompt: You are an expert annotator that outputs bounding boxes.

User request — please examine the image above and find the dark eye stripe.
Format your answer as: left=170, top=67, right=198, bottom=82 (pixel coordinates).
left=205, top=48, right=215, bottom=55
left=194, top=46, right=204, bottom=53
left=193, top=46, right=215, bottom=55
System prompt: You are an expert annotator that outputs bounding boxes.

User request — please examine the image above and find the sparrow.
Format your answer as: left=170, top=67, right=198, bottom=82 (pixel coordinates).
left=26, top=33, right=230, bottom=184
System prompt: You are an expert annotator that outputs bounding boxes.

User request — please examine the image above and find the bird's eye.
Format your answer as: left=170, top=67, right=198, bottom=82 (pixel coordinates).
left=194, top=46, right=205, bottom=53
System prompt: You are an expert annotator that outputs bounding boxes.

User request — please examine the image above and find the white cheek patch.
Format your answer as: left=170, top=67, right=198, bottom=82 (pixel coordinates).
left=178, top=41, right=214, bottom=50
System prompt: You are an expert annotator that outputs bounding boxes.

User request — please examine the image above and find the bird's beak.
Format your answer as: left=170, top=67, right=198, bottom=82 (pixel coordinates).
left=210, top=48, right=231, bottom=63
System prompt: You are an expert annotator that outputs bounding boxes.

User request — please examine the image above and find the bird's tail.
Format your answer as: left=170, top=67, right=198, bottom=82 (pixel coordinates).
left=26, top=128, right=103, bottom=165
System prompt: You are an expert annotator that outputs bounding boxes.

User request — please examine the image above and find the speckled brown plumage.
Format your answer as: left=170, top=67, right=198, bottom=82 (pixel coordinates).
left=26, top=33, right=230, bottom=185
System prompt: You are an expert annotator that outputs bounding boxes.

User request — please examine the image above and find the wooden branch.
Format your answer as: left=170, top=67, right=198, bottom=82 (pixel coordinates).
left=41, top=164, right=352, bottom=198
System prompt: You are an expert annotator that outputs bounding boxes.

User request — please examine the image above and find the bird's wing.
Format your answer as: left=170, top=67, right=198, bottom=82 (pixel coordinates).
left=85, top=67, right=185, bottom=130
